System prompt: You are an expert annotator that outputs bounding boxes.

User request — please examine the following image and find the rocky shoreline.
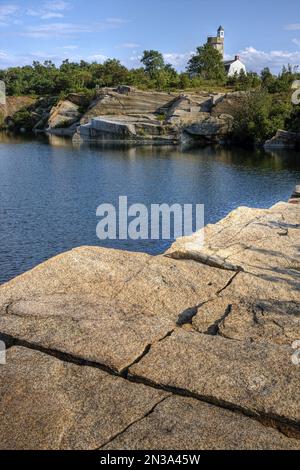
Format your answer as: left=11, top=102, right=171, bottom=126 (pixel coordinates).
left=2, top=87, right=299, bottom=149
left=0, top=189, right=299, bottom=449
left=71, top=87, right=237, bottom=146
left=0, top=87, right=245, bottom=145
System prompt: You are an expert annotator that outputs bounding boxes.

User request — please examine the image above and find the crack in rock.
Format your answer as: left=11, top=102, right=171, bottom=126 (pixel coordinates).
left=97, top=395, right=172, bottom=450
left=121, top=329, right=175, bottom=377
left=216, top=270, right=240, bottom=295
left=1, top=330, right=299, bottom=440
left=128, top=372, right=300, bottom=440
left=205, top=304, right=232, bottom=336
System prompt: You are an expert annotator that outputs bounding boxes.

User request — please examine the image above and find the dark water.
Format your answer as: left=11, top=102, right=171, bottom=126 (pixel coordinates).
left=1, top=132, right=300, bottom=284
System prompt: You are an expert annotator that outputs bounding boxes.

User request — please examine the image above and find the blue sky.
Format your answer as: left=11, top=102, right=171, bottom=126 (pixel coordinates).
left=0, top=0, right=300, bottom=73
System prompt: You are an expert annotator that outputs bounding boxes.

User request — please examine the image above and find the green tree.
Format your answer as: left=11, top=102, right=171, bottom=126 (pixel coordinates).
left=187, top=44, right=226, bottom=82
left=141, top=50, right=165, bottom=77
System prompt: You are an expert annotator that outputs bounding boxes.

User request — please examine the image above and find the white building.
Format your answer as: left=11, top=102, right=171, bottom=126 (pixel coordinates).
left=224, top=55, right=247, bottom=77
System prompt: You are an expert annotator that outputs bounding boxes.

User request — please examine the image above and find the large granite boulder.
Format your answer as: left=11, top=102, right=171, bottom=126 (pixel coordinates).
left=0, top=202, right=299, bottom=449
left=81, top=88, right=176, bottom=124
left=264, top=129, right=300, bottom=149
left=0, top=346, right=167, bottom=450
left=183, top=115, right=234, bottom=142
left=165, top=94, right=213, bottom=124
left=0, top=96, right=37, bottom=130
left=47, top=99, right=81, bottom=130
left=103, top=395, right=299, bottom=450
left=166, top=201, right=300, bottom=348
left=75, top=88, right=245, bottom=144
left=5, top=96, right=37, bottom=118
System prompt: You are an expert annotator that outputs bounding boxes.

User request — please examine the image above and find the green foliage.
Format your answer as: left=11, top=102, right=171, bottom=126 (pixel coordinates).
left=261, top=65, right=299, bottom=93
left=187, top=44, right=226, bottom=83
left=231, top=90, right=293, bottom=145
left=227, top=70, right=261, bottom=91
left=285, top=105, right=300, bottom=132
left=11, top=107, right=37, bottom=132
left=1, top=51, right=300, bottom=144
left=141, top=50, right=165, bottom=77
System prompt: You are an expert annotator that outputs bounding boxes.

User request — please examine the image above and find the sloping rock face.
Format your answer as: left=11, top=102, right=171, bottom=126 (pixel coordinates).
left=74, top=87, right=179, bottom=144
left=47, top=100, right=80, bottom=130
left=5, top=96, right=36, bottom=118
left=73, top=87, right=243, bottom=144
left=0, top=96, right=37, bottom=129
left=0, top=202, right=299, bottom=449
left=81, top=87, right=175, bottom=123
left=264, top=129, right=300, bottom=149
left=47, top=93, right=89, bottom=134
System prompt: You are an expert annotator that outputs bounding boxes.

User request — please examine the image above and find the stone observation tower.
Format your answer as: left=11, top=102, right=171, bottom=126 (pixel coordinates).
left=207, top=25, right=225, bottom=58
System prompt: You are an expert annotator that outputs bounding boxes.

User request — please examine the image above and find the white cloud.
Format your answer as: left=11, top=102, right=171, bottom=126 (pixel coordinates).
left=239, top=46, right=300, bottom=73
left=292, top=38, right=300, bottom=47
left=41, top=12, right=64, bottom=19
left=87, top=54, right=108, bottom=63
left=26, top=1, right=71, bottom=20
left=0, top=4, right=19, bottom=25
left=285, top=24, right=300, bottom=31
left=17, top=17, right=128, bottom=38
left=20, top=22, right=96, bottom=38
left=120, top=43, right=140, bottom=49
left=106, top=17, right=128, bottom=25
left=0, top=48, right=84, bottom=68
left=163, top=52, right=192, bottom=68
left=45, top=1, right=71, bottom=11
left=0, top=50, right=9, bottom=59
left=61, top=45, right=78, bottom=50
left=127, top=51, right=192, bottom=70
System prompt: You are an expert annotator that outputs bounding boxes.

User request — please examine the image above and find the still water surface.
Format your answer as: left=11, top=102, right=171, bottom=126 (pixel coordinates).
left=1, top=133, right=299, bottom=283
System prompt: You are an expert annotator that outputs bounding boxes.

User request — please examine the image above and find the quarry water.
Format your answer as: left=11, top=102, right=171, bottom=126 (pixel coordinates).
left=1, top=132, right=300, bottom=284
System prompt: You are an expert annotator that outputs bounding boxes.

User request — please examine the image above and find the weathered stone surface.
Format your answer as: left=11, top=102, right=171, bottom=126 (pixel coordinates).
left=0, top=346, right=167, bottom=450
left=47, top=99, right=80, bottom=129
left=0, top=202, right=299, bottom=449
left=0, top=96, right=37, bottom=130
left=129, top=329, right=300, bottom=431
left=191, top=298, right=232, bottom=334
left=191, top=297, right=300, bottom=347
left=166, top=201, right=300, bottom=346
left=264, top=129, right=300, bottom=149
left=114, top=255, right=233, bottom=320
left=167, top=202, right=300, bottom=275
left=165, top=94, right=213, bottom=124
left=73, top=87, right=245, bottom=144
left=81, top=88, right=176, bottom=123
left=104, top=396, right=300, bottom=450
left=5, top=96, right=36, bottom=118
left=218, top=299, right=300, bottom=346
left=183, top=115, right=233, bottom=142
left=76, top=117, right=137, bottom=141
left=0, top=246, right=232, bottom=372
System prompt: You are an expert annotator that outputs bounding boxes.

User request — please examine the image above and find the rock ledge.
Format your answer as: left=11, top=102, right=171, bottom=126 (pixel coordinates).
left=0, top=200, right=299, bottom=449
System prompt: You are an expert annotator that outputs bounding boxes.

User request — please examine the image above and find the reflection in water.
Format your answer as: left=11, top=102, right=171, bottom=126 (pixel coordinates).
left=0, top=132, right=300, bottom=284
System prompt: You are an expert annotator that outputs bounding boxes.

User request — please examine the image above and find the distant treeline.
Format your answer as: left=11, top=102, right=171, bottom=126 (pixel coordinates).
left=0, top=45, right=299, bottom=97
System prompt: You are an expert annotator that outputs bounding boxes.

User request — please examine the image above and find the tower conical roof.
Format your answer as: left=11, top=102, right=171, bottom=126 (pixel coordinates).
left=218, top=25, right=224, bottom=31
